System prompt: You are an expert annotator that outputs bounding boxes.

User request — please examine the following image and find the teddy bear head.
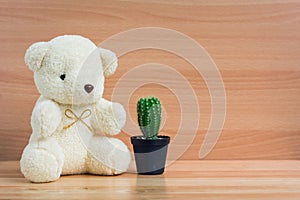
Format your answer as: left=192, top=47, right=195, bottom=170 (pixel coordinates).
left=24, top=35, right=118, bottom=105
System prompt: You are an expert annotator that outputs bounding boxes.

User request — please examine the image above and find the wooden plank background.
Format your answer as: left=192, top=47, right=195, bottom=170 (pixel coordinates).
left=0, top=0, right=300, bottom=160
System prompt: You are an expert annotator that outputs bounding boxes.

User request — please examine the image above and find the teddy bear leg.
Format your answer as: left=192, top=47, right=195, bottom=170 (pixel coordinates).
left=20, top=137, right=64, bottom=183
left=86, top=136, right=131, bottom=175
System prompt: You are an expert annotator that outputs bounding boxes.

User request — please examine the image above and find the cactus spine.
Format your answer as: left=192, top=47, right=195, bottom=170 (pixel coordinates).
left=137, top=97, right=161, bottom=139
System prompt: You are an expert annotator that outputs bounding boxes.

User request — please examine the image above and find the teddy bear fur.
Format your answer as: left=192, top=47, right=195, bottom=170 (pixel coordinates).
left=20, top=35, right=131, bottom=183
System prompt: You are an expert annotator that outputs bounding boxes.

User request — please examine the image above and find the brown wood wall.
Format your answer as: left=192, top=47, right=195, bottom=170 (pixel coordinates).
left=1, top=0, right=300, bottom=160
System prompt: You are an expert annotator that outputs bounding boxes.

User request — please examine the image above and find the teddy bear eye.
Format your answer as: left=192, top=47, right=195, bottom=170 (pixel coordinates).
left=60, top=74, right=66, bottom=80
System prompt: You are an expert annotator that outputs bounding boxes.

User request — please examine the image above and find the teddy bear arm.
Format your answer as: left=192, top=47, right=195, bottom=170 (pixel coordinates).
left=31, top=100, right=62, bottom=138
left=91, top=99, right=126, bottom=135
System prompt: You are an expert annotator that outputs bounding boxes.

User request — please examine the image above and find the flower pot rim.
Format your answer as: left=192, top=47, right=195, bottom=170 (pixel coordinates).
left=131, top=135, right=170, bottom=140
left=131, top=135, right=170, bottom=146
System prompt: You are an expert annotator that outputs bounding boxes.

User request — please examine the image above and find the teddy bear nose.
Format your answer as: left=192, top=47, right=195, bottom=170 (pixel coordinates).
left=84, top=84, right=94, bottom=93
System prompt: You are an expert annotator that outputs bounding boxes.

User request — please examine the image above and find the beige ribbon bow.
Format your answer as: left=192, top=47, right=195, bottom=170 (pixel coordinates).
left=63, top=109, right=93, bottom=132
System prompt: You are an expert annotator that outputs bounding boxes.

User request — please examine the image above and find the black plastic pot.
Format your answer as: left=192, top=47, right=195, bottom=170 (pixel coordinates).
left=131, top=136, right=170, bottom=175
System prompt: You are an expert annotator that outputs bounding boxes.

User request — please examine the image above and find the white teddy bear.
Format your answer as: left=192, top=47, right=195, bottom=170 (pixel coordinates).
left=20, top=35, right=131, bottom=183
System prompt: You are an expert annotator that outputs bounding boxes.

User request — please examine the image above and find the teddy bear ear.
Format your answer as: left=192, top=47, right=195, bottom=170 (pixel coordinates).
left=99, top=48, right=118, bottom=77
left=24, top=42, right=49, bottom=72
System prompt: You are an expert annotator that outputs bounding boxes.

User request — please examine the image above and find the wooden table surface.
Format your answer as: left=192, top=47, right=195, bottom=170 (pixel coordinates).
left=1, top=160, right=300, bottom=199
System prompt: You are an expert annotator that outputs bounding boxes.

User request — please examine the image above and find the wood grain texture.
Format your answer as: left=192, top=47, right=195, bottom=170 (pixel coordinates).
left=0, top=0, right=300, bottom=160
left=0, top=160, right=300, bottom=199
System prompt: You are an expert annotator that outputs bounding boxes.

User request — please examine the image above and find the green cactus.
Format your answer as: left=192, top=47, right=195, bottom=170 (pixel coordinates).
left=137, top=97, right=161, bottom=139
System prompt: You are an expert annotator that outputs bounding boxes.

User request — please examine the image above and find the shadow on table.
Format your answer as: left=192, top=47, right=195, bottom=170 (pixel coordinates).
left=133, top=175, right=168, bottom=199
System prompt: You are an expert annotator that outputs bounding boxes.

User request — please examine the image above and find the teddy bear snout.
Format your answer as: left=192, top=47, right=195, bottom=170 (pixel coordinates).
left=84, top=84, right=94, bottom=93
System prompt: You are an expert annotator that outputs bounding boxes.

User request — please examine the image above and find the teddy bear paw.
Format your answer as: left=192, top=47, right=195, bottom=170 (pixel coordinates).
left=86, top=136, right=131, bottom=175
left=112, top=102, right=126, bottom=130
left=20, top=148, right=61, bottom=183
